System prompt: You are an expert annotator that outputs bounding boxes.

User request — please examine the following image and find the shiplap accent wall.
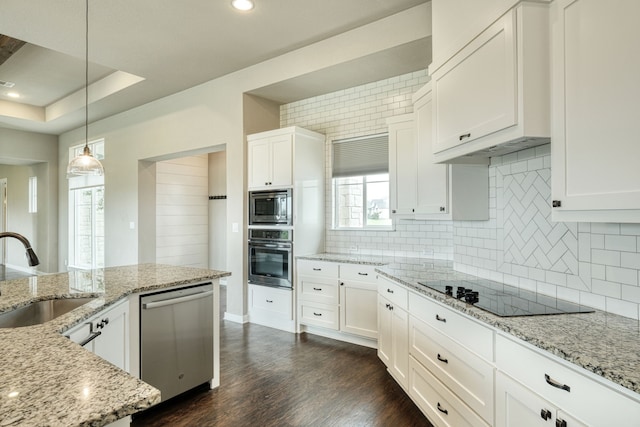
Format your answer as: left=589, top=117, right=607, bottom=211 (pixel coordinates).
left=156, top=155, right=208, bottom=268
left=281, top=70, right=454, bottom=259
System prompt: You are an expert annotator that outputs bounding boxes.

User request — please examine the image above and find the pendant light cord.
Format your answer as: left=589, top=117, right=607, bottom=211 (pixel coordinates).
left=85, top=0, right=89, bottom=151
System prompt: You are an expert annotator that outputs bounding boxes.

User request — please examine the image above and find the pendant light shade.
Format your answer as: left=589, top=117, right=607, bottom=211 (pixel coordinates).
left=67, top=0, right=104, bottom=179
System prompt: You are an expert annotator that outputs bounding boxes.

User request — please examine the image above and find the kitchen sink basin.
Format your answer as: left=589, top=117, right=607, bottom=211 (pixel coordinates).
left=0, top=297, right=95, bottom=328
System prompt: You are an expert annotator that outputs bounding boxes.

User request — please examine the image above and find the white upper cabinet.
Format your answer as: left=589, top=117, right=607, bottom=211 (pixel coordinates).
left=248, top=133, right=293, bottom=190
left=430, top=3, right=550, bottom=163
left=550, top=0, right=640, bottom=222
left=431, top=0, right=524, bottom=72
left=388, top=85, right=489, bottom=221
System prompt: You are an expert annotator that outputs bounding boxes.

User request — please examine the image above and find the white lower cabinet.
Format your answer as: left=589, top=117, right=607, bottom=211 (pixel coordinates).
left=409, top=356, right=489, bottom=427
left=496, top=334, right=640, bottom=427
left=297, top=260, right=378, bottom=345
left=496, top=372, right=587, bottom=427
left=248, top=284, right=295, bottom=333
left=409, top=315, right=494, bottom=424
left=377, top=277, right=409, bottom=390
left=66, top=298, right=130, bottom=373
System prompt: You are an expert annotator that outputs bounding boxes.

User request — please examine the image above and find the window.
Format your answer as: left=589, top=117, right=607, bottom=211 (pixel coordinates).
left=28, top=176, right=37, bottom=213
left=68, top=139, right=105, bottom=270
left=332, top=134, right=392, bottom=229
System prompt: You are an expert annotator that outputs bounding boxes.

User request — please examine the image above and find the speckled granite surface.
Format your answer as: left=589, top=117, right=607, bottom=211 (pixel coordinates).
left=300, top=253, right=640, bottom=396
left=0, top=264, right=230, bottom=427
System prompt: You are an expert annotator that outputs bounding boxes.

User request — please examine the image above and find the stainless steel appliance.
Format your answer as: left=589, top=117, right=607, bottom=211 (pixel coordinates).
left=140, top=282, right=214, bottom=402
left=248, top=228, right=292, bottom=288
left=249, top=188, right=292, bottom=225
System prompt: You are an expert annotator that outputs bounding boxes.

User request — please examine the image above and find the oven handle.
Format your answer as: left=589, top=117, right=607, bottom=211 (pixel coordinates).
left=248, top=241, right=292, bottom=251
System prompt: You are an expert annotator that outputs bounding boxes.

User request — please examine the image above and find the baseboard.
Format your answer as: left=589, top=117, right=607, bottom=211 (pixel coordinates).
left=223, top=312, right=248, bottom=324
left=302, top=325, right=378, bottom=349
left=248, top=311, right=296, bottom=333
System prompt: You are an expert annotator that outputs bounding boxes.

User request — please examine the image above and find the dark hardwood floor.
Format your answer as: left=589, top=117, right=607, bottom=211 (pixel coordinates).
left=133, top=286, right=432, bottom=427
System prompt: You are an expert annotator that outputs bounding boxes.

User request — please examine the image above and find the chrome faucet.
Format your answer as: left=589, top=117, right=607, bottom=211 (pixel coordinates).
left=0, top=232, right=40, bottom=267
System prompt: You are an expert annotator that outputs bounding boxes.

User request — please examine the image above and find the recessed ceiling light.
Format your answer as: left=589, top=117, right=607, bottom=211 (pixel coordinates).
left=231, top=0, right=254, bottom=11
left=7, top=92, right=20, bottom=99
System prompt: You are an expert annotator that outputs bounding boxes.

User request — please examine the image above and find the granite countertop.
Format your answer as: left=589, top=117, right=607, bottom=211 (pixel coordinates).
left=0, top=264, right=230, bottom=427
left=299, top=253, right=640, bottom=396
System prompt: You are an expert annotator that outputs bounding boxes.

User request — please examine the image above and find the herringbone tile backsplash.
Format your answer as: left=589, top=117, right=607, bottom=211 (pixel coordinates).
left=455, top=145, right=640, bottom=320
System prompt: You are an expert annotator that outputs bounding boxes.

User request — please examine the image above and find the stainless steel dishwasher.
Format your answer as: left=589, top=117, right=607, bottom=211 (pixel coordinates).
left=140, top=281, right=214, bottom=402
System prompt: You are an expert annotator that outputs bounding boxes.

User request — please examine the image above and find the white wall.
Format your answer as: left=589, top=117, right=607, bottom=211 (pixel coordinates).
left=156, top=154, right=208, bottom=268
left=56, top=4, right=432, bottom=319
left=0, top=128, right=58, bottom=272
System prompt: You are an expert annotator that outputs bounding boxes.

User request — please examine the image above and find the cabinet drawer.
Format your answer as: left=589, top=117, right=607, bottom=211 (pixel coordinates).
left=410, top=316, right=494, bottom=424
left=250, top=285, right=292, bottom=318
left=297, top=260, right=339, bottom=278
left=409, top=293, right=493, bottom=361
left=299, top=302, right=338, bottom=330
left=496, top=334, right=640, bottom=426
left=339, top=263, right=377, bottom=282
left=378, top=277, right=408, bottom=310
left=298, top=276, right=338, bottom=305
left=409, top=356, right=490, bottom=427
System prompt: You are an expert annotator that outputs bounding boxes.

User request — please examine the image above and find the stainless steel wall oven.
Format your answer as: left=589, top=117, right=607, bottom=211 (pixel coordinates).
left=248, top=228, right=292, bottom=289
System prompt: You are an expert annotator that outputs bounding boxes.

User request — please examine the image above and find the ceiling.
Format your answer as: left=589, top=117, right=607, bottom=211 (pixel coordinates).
left=0, top=0, right=430, bottom=136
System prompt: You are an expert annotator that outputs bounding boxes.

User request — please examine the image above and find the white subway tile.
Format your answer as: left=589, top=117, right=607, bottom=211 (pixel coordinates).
left=606, top=266, right=638, bottom=286
left=605, top=297, right=639, bottom=320
left=591, top=279, right=621, bottom=298
left=621, top=285, right=640, bottom=304
left=591, top=223, right=620, bottom=235
left=580, top=291, right=606, bottom=310
left=591, top=249, right=621, bottom=266
left=605, top=235, right=637, bottom=252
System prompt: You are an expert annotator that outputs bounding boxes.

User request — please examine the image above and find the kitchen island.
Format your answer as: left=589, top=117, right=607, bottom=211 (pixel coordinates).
left=0, top=264, right=230, bottom=427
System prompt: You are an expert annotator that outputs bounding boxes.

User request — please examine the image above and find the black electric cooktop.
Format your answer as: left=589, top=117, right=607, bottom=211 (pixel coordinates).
left=417, top=278, right=595, bottom=317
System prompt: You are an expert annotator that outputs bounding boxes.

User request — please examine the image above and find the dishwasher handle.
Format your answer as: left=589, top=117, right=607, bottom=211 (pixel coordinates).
left=142, top=290, right=214, bottom=310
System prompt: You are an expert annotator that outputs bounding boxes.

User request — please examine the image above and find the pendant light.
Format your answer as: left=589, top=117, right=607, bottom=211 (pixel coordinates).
left=66, top=0, right=104, bottom=178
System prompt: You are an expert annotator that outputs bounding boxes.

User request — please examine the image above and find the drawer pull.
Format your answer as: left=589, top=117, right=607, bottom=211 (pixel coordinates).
left=313, top=268, right=322, bottom=271
left=313, top=312, right=322, bottom=317
left=435, top=314, right=446, bottom=323
left=266, top=299, right=273, bottom=303
left=313, top=287, right=322, bottom=291
left=437, top=402, right=448, bottom=415
left=545, top=374, right=571, bottom=392
left=388, top=304, right=394, bottom=311
left=387, top=288, right=394, bottom=294
left=358, top=272, right=368, bottom=276
left=556, top=419, right=567, bottom=427
left=540, top=409, right=552, bottom=421
left=436, top=353, right=449, bottom=364
left=459, top=132, right=471, bottom=141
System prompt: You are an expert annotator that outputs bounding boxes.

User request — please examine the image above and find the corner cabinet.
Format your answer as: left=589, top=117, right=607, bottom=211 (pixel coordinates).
left=247, top=126, right=325, bottom=191
left=550, top=0, right=640, bottom=223
left=389, top=85, right=489, bottom=221
left=430, top=3, right=550, bottom=163
left=297, top=259, right=378, bottom=348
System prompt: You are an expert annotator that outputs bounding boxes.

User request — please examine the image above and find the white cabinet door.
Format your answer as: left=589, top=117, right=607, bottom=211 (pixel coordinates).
left=388, top=114, right=417, bottom=217
left=339, top=280, right=377, bottom=339
left=431, top=4, right=550, bottom=163
left=432, top=9, right=516, bottom=155
left=550, top=0, right=640, bottom=222
left=496, top=372, right=588, bottom=427
left=92, top=299, right=129, bottom=372
left=248, top=138, right=272, bottom=189
left=377, top=295, right=393, bottom=368
left=413, top=84, right=449, bottom=216
left=269, top=134, right=293, bottom=188
left=390, top=304, right=409, bottom=390
left=247, top=134, right=293, bottom=190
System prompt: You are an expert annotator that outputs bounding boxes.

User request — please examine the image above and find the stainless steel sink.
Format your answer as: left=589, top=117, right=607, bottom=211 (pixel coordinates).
left=0, top=297, right=95, bottom=328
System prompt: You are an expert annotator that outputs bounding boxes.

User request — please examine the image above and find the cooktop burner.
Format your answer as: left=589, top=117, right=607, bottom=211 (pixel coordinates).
left=417, top=278, right=595, bottom=317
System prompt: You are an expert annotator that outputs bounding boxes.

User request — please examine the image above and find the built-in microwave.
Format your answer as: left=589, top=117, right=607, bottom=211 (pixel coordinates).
left=249, top=189, right=292, bottom=226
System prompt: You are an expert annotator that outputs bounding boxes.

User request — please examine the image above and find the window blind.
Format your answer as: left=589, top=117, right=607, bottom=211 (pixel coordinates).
left=332, top=133, right=388, bottom=178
